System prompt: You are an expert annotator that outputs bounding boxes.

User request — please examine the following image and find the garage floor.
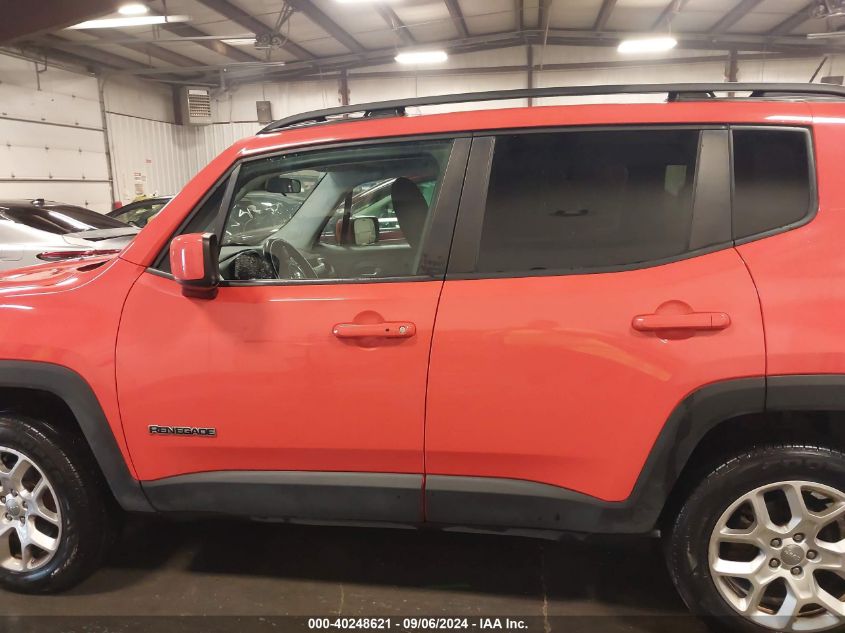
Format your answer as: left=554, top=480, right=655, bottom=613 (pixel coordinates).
left=0, top=516, right=709, bottom=633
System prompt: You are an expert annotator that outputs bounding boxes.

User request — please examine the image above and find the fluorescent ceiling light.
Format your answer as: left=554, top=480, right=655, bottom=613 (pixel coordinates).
left=618, top=36, right=678, bottom=54
left=807, top=31, right=845, bottom=39
left=67, top=15, right=189, bottom=29
left=221, top=38, right=256, bottom=46
left=118, top=3, right=149, bottom=15
left=395, top=50, right=448, bottom=64
left=336, top=0, right=400, bottom=3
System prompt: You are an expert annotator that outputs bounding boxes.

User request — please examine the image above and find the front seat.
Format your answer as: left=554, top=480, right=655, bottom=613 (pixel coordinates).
left=390, top=178, right=429, bottom=249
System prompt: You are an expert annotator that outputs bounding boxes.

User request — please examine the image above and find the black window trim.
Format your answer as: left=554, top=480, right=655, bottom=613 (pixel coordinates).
left=148, top=133, right=472, bottom=286
left=729, top=124, right=818, bottom=247
left=151, top=163, right=241, bottom=271
left=447, top=124, right=734, bottom=280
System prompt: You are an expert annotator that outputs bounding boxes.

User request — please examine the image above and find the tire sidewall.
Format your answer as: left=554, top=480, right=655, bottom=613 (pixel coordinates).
left=670, top=446, right=845, bottom=633
left=0, top=416, right=95, bottom=592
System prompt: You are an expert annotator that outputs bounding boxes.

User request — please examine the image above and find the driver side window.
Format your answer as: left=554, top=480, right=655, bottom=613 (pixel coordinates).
left=217, top=139, right=454, bottom=283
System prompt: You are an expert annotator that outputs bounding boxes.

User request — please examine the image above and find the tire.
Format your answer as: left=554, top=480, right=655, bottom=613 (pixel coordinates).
left=0, top=414, right=118, bottom=593
left=667, top=445, right=845, bottom=633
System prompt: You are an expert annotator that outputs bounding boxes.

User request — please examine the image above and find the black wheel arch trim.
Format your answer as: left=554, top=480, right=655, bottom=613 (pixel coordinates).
left=0, top=366, right=840, bottom=531
left=428, top=374, right=845, bottom=534
left=427, top=377, right=767, bottom=534
left=766, top=374, right=845, bottom=411
left=0, top=360, right=153, bottom=512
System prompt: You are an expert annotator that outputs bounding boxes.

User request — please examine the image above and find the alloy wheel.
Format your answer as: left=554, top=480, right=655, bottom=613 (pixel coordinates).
left=709, top=480, right=845, bottom=631
left=0, top=446, right=62, bottom=572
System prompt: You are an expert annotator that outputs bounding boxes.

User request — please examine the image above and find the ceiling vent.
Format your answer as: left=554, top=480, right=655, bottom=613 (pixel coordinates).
left=179, top=87, right=213, bottom=125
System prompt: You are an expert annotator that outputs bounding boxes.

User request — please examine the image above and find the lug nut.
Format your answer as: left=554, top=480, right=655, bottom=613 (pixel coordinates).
left=770, top=558, right=781, bottom=568
left=791, top=567, right=803, bottom=576
left=794, top=533, right=805, bottom=543
left=771, top=538, right=782, bottom=548
left=807, top=550, right=818, bottom=560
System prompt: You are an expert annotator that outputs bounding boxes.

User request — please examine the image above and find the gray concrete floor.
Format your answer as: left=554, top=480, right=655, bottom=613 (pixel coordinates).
left=0, top=516, right=710, bottom=632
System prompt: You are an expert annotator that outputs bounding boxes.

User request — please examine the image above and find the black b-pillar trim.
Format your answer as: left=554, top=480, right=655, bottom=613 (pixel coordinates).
left=0, top=361, right=153, bottom=512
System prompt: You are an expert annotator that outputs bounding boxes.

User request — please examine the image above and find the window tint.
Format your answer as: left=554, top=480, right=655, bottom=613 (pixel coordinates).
left=217, top=139, right=453, bottom=282
left=732, top=129, right=812, bottom=240
left=476, top=130, right=701, bottom=274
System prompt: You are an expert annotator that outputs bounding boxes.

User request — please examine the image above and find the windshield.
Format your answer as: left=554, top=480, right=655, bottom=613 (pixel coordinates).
left=0, top=204, right=129, bottom=235
left=223, top=171, right=322, bottom=246
left=112, top=200, right=169, bottom=228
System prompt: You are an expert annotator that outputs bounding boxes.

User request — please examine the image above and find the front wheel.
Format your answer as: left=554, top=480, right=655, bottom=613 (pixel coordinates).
left=0, top=415, right=117, bottom=593
left=667, top=445, right=845, bottom=633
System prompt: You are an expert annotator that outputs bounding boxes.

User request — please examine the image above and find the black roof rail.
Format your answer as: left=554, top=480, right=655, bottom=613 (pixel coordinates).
left=258, top=82, right=845, bottom=134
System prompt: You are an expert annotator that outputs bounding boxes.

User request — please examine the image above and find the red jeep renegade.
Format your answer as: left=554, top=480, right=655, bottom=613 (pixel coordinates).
left=0, top=83, right=843, bottom=631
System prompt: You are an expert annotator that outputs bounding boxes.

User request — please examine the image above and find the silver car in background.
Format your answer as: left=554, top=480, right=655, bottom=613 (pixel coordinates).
left=0, top=199, right=139, bottom=272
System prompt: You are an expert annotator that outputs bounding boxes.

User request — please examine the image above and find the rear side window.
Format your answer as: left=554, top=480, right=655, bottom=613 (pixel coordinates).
left=732, top=128, right=813, bottom=240
left=476, top=129, right=701, bottom=274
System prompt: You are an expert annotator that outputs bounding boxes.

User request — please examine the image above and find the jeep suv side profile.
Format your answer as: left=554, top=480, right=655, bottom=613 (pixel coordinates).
left=0, top=83, right=844, bottom=632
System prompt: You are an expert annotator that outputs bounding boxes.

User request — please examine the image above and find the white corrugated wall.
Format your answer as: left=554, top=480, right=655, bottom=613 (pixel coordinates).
left=5, top=48, right=839, bottom=209
left=0, top=53, right=112, bottom=211
left=105, top=114, right=259, bottom=202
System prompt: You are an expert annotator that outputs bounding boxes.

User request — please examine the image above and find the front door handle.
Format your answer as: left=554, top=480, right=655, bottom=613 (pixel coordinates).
left=632, top=312, right=731, bottom=332
left=333, top=322, right=417, bottom=339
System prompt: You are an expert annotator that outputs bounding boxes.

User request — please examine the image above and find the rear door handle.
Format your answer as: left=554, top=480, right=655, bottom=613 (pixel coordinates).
left=333, top=322, right=417, bottom=339
left=632, top=312, right=731, bottom=332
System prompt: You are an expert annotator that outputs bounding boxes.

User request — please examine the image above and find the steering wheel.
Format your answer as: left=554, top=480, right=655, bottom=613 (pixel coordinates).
left=264, top=238, right=318, bottom=280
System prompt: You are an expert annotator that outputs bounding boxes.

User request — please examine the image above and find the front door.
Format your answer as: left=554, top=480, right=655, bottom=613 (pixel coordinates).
left=425, top=129, right=766, bottom=526
left=116, top=137, right=469, bottom=522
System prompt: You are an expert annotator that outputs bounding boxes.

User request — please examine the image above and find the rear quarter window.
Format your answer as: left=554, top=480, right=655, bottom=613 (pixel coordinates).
left=732, top=128, right=814, bottom=240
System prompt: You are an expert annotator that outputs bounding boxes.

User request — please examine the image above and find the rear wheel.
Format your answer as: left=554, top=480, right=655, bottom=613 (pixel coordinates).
left=0, top=415, right=117, bottom=593
left=668, top=445, right=845, bottom=632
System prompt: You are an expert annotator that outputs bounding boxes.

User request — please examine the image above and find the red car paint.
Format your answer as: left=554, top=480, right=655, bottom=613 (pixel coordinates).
left=0, top=98, right=838, bottom=511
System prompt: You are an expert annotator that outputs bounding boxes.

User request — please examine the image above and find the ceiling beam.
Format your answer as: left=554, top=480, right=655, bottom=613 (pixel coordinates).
left=444, top=0, right=470, bottom=38
left=194, top=0, right=314, bottom=59
left=653, top=0, right=692, bottom=31
left=284, top=0, right=365, bottom=53
left=347, top=51, right=823, bottom=80
left=769, top=1, right=818, bottom=35
left=0, top=0, right=120, bottom=44
left=710, top=0, right=765, bottom=33
left=86, top=31, right=206, bottom=67
left=539, top=0, right=554, bottom=32
left=159, top=23, right=257, bottom=63
left=594, top=0, right=618, bottom=31
left=126, top=33, right=529, bottom=78
left=516, top=0, right=525, bottom=31
left=123, top=28, right=844, bottom=83
left=374, top=3, right=416, bottom=46
left=34, top=34, right=152, bottom=71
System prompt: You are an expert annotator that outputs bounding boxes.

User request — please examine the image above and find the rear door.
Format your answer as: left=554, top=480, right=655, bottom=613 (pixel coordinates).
left=424, top=127, right=766, bottom=527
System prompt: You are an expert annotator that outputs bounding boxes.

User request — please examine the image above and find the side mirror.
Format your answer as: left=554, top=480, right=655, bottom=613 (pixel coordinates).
left=352, top=216, right=379, bottom=246
left=267, top=176, right=302, bottom=194
left=169, top=233, right=219, bottom=299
